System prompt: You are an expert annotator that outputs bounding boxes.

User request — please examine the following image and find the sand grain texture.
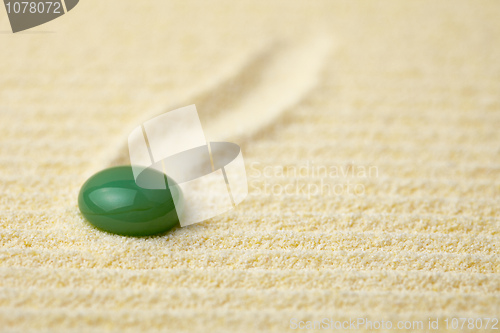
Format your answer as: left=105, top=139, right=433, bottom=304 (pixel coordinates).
left=0, top=0, right=499, bottom=332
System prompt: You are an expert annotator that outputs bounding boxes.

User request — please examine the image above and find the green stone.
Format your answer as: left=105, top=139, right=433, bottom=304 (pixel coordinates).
left=78, top=166, right=182, bottom=236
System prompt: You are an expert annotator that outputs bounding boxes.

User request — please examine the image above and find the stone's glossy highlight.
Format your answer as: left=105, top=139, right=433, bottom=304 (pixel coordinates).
left=78, top=166, right=182, bottom=236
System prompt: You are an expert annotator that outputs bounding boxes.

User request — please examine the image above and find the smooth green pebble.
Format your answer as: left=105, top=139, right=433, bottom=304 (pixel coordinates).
left=78, top=166, right=182, bottom=236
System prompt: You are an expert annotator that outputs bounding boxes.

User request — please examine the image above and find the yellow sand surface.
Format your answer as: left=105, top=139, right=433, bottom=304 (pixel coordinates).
left=0, top=1, right=499, bottom=332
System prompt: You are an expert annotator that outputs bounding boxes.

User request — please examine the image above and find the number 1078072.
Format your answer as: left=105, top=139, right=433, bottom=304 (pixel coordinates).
left=5, top=2, right=62, bottom=14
